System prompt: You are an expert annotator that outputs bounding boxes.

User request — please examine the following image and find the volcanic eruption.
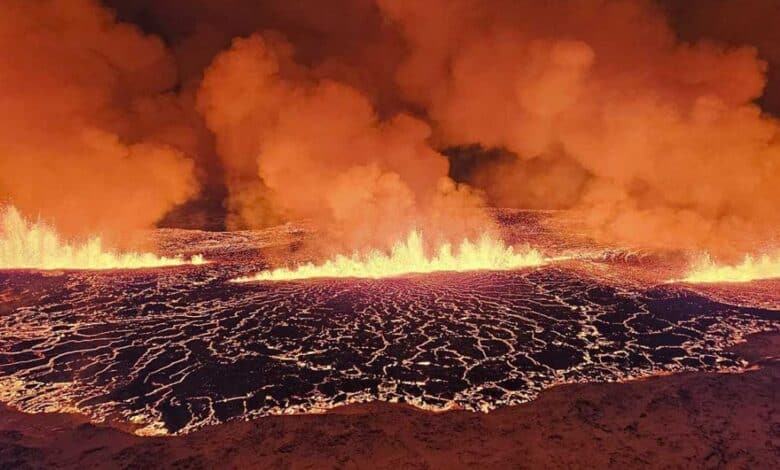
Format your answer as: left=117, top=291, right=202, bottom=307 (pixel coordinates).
left=0, top=1, right=779, bottom=466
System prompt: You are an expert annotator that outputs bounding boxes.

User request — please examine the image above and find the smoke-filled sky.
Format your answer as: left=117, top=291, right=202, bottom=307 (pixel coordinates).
left=1, top=0, right=779, bottom=257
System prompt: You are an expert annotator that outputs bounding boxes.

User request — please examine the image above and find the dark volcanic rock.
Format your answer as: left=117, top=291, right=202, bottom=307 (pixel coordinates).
left=0, top=261, right=777, bottom=434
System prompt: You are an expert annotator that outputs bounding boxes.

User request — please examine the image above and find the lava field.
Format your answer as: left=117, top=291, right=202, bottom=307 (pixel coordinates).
left=1, top=222, right=778, bottom=435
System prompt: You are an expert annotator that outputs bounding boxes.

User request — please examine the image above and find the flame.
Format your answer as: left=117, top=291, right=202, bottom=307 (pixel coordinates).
left=234, top=230, right=547, bottom=282
left=0, top=206, right=205, bottom=270
left=680, top=252, right=780, bottom=283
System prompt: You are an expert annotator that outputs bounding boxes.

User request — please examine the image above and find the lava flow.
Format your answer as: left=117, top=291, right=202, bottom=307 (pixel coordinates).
left=0, top=206, right=205, bottom=270
left=680, top=252, right=780, bottom=284
left=233, top=230, right=547, bottom=282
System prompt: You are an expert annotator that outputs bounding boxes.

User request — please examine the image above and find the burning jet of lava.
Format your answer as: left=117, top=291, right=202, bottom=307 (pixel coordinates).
left=233, top=230, right=546, bottom=282
left=679, top=252, right=780, bottom=284
left=0, top=206, right=205, bottom=271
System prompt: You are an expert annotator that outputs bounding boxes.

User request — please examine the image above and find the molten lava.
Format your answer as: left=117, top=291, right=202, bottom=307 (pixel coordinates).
left=681, top=252, right=780, bottom=283
left=0, top=206, right=205, bottom=270
left=234, top=230, right=546, bottom=282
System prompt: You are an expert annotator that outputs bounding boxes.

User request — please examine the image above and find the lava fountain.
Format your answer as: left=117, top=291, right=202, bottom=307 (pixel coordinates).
left=0, top=206, right=205, bottom=270
left=679, top=252, right=780, bottom=283
left=234, top=230, right=547, bottom=282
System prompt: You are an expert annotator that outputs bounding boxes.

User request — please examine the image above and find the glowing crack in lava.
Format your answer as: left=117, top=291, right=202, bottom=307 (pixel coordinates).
left=0, top=206, right=205, bottom=270
left=234, top=230, right=547, bottom=282
left=680, top=252, right=780, bottom=283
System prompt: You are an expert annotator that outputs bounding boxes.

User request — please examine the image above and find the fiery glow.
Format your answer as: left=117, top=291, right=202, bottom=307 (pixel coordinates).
left=680, top=252, right=780, bottom=283
left=234, top=230, right=547, bottom=282
left=0, top=206, right=205, bottom=270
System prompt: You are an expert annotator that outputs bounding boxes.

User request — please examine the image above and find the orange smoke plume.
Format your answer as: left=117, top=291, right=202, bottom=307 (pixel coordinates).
left=379, top=0, right=780, bottom=258
left=0, top=0, right=199, bottom=241
left=197, top=34, right=494, bottom=253
left=3, top=0, right=779, bottom=263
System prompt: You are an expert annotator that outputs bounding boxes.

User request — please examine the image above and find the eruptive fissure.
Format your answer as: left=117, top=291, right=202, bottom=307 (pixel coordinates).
left=680, top=252, right=780, bottom=283
left=233, top=230, right=547, bottom=281
left=0, top=206, right=205, bottom=270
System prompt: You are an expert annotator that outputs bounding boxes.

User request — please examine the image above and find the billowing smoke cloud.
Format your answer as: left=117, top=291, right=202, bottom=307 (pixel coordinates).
left=0, top=0, right=199, bottom=240
left=105, top=0, right=405, bottom=112
left=4, top=0, right=780, bottom=258
left=197, top=34, right=491, bottom=252
left=662, top=0, right=780, bottom=114
left=378, top=0, right=780, bottom=256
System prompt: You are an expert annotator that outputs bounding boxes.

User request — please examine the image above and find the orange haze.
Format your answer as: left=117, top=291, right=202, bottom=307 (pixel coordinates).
left=1, top=0, right=779, bottom=260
